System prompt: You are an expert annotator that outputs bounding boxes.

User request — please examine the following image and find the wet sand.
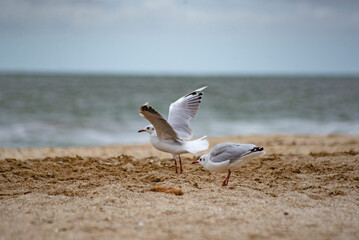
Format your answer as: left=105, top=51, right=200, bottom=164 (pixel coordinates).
left=1, top=135, right=359, bottom=240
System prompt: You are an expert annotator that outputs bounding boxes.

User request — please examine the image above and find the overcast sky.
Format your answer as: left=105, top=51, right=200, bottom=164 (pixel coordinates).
left=0, top=0, right=358, bottom=75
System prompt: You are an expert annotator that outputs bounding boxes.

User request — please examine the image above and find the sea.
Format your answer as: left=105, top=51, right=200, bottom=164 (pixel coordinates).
left=0, top=74, right=358, bottom=148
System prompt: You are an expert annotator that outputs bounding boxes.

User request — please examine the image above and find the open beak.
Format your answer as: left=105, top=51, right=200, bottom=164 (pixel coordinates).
left=192, top=160, right=199, bottom=164
left=138, top=129, right=145, bottom=133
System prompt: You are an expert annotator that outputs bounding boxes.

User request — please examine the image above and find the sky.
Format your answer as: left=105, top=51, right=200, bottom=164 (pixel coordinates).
left=0, top=0, right=359, bottom=75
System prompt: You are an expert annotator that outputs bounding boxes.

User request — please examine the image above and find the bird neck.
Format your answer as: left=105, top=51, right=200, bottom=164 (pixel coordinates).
left=149, top=131, right=157, bottom=138
left=201, top=154, right=210, bottom=167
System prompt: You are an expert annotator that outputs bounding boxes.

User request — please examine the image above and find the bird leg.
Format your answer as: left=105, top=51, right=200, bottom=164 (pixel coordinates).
left=222, top=169, right=231, bottom=186
left=178, top=155, right=183, bottom=174
left=173, top=158, right=178, bottom=174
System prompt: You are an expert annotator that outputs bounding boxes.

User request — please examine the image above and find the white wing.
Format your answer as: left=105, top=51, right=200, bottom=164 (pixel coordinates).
left=168, top=86, right=207, bottom=140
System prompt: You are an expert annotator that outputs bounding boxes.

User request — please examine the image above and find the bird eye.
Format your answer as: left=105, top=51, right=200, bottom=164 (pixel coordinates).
left=146, top=127, right=149, bottom=130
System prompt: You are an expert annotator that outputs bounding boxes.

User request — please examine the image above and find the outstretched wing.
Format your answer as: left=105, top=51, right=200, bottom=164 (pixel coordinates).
left=210, top=143, right=256, bottom=163
left=167, top=86, right=207, bottom=140
left=140, top=102, right=179, bottom=140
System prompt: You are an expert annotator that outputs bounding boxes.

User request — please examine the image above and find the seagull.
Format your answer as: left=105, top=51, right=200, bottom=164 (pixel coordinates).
left=193, top=142, right=265, bottom=186
left=138, top=86, right=209, bottom=174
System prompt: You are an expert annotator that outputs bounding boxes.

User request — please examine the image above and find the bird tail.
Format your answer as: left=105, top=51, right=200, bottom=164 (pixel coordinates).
left=236, top=147, right=266, bottom=167
left=184, top=136, right=209, bottom=154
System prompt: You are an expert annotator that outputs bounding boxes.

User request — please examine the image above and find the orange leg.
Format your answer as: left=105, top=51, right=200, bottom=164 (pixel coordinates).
left=173, top=158, right=178, bottom=174
left=178, top=155, right=183, bottom=174
left=222, top=169, right=231, bottom=186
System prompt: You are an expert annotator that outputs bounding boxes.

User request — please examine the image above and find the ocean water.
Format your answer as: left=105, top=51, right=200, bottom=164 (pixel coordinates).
left=0, top=74, right=358, bottom=148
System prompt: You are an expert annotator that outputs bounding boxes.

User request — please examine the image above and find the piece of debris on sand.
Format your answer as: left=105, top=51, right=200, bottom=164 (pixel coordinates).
left=150, top=186, right=184, bottom=196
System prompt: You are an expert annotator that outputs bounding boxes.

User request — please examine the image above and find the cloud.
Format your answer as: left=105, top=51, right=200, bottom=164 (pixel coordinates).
left=1, top=0, right=358, bottom=38
left=0, top=0, right=358, bottom=74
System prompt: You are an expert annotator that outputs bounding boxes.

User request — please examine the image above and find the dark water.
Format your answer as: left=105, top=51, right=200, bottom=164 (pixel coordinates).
left=1, top=74, right=358, bottom=148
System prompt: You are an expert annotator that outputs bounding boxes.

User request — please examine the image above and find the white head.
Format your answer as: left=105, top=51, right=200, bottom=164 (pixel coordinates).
left=192, top=153, right=209, bottom=166
left=138, top=125, right=155, bottom=134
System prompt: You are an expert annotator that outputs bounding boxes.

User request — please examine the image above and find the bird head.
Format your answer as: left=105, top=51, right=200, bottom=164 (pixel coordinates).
left=138, top=125, right=155, bottom=134
left=192, top=154, right=207, bottom=166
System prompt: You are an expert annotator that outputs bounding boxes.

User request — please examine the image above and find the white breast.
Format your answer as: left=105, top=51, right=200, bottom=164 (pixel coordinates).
left=205, top=159, right=230, bottom=173
left=150, top=135, right=187, bottom=155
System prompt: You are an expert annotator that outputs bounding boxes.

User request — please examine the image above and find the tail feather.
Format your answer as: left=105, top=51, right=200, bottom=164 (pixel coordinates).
left=184, top=136, right=209, bottom=154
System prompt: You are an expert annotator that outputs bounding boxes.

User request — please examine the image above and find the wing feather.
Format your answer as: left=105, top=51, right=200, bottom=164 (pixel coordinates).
left=140, top=102, right=179, bottom=140
left=168, top=86, right=207, bottom=139
left=210, top=143, right=255, bottom=163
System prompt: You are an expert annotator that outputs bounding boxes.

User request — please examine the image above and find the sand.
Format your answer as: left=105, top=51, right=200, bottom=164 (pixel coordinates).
left=1, top=135, right=359, bottom=240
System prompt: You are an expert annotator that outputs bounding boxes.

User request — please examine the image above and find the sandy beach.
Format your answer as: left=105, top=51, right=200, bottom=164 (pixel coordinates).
left=1, top=135, right=359, bottom=240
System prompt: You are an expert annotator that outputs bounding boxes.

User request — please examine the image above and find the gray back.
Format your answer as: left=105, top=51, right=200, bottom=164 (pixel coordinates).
left=210, top=142, right=255, bottom=163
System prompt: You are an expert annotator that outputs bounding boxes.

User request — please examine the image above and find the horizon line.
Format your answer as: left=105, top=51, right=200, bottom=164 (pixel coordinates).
left=1, top=70, right=359, bottom=78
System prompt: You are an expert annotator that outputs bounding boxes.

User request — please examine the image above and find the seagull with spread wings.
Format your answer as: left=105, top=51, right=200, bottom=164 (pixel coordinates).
left=138, top=86, right=209, bottom=174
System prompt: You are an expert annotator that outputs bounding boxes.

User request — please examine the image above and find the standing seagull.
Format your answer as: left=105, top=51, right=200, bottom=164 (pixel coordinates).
left=193, top=143, right=265, bottom=186
left=138, top=86, right=209, bottom=174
